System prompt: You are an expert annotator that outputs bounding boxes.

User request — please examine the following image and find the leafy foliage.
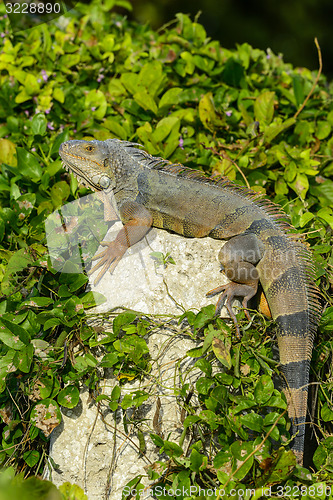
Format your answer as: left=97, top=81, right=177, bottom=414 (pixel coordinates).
left=0, top=466, right=87, bottom=499
left=0, top=0, right=332, bottom=497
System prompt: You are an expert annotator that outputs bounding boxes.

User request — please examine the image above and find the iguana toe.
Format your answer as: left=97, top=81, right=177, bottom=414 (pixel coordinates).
left=207, top=282, right=258, bottom=337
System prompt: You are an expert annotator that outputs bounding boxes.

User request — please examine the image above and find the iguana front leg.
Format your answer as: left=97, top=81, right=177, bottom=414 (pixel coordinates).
left=90, top=200, right=153, bottom=284
left=207, top=234, right=266, bottom=336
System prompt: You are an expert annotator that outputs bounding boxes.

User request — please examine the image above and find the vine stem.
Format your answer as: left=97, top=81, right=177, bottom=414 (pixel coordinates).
left=294, top=37, right=322, bottom=119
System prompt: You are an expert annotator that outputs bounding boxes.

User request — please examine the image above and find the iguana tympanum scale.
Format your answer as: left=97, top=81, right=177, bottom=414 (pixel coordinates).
left=59, top=138, right=321, bottom=464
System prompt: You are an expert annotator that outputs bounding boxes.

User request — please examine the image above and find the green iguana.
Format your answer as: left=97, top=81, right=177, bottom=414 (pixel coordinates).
left=59, top=138, right=321, bottom=464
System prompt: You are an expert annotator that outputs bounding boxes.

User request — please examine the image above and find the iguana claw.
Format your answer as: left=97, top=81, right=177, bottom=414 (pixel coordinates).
left=206, top=282, right=257, bottom=337
left=90, top=241, right=126, bottom=285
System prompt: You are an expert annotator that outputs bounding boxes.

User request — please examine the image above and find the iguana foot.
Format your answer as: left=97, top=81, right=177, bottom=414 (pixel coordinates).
left=90, top=240, right=126, bottom=285
left=206, top=282, right=258, bottom=337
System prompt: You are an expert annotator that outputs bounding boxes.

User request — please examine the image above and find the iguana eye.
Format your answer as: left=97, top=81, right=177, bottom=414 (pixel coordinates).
left=86, top=145, right=94, bottom=152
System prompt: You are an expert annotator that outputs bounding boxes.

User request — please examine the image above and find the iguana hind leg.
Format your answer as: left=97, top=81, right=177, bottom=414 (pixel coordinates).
left=207, top=234, right=265, bottom=335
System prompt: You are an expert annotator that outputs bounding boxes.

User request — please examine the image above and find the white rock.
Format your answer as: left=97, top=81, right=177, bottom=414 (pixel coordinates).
left=48, top=225, right=232, bottom=499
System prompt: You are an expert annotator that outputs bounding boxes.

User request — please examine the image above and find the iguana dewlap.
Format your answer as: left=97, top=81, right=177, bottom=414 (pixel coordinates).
left=59, top=138, right=321, bottom=464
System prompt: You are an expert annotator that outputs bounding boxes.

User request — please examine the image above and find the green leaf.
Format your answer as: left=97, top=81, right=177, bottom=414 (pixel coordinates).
left=0, top=138, right=17, bottom=166
left=159, top=87, right=182, bottom=110
left=134, top=90, right=158, bottom=114
left=299, top=211, right=314, bottom=227
left=254, top=374, right=274, bottom=405
left=230, top=441, right=254, bottom=480
left=221, top=58, right=244, bottom=87
left=23, top=450, right=40, bottom=467
left=38, top=375, right=60, bottom=399
left=113, top=311, right=137, bottom=335
left=162, top=440, right=183, bottom=458
left=321, top=402, right=333, bottom=422
left=316, top=121, right=331, bottom=140
left=212, top=336, right=231, bottom=369
left=31, top=113, right=47, bottom=136
left=199, top=410, right=220, bottom=429
left=57, top=385, right=80, bottom=408
left=152, top=116, right=180, bottom=143
left=53, top=87, right=65, bottom=103
left=50, top=180, right=70, bottom=206
left=103, top=118, right=128, bottom=140
left=194, top=358, right=212, bottom=376
left=240, top=412, right=263, bottom=432
left=22, top=297, right=53, bottom=308
left=183, top=415, right=201, bottom=429
left=16, top=148, right=43, bottom=181
left=214, top=449, right=232, bottom=469
left=59, top=53, right=80, bottom=69
left=0, top=316, right=30, bottom=349
left=192, top=305, right=215, bottom=331
left=211, top=385, right=228, bottom=404
left=256, top=448, right=296, bottom=486
left=190, top=448, right=203, bottom=472
left=59, top=482, right=88, bottom=499
left=254, top=91, right=275, bottom=126
left=289, top=172, right=309, bottom=199
left=149, top=433, right=164, bottom=448
left=313, top=437, right=333, bottom=470
left=14, top=344, right=34, bottom=373
left=50, top=130, right=70, bottom=157
left=111, top=385, right=121, bottom=401
left=85, top=89, right=107, bottom=120
left=43, top=317, right=62, bottom=330
left=317, top=208, right=333, bottom=230
left=138, top=61, right=166, bottom=97
left=198, top=92, right=224, bottom=132
left=30, top=398, right=62, bottom=437
left=100, top=352, right=118, bottom=368
left=196, top=377, right=214, bottom=395
left=80, top=291, right=107, bottom=308
left=264, top=117, right=296, bottom=143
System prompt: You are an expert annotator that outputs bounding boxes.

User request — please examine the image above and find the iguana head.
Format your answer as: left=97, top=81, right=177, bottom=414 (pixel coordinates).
left=59, top=139, right=118, bottom=191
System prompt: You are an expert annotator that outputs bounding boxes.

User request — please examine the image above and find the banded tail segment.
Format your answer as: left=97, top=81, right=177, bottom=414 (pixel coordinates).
left=259, top=238, right=321, bottom=463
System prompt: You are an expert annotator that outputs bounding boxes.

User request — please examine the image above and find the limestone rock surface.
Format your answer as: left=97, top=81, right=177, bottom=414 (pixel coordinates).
left=48, top=225, right=231, bottom=499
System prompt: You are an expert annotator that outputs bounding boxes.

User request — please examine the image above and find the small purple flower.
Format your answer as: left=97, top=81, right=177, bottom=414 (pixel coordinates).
left=45, top=109, right=50, bottom=114
left=226, top=110, right=232, bottom=117
left=0, top=33, right=5, bottom=38
left=97, top=75, right=104, bottom=83
left=91, top=106, right=96, bottom=111
left=47, top=122, right=55, bottom=130
left=41, top=69, right=48, bottom=82
left=24, top=110, right=29, bottom=117
left=179, top=136, right=184, bottom=150
left=31, top=147, right=36, bottom=152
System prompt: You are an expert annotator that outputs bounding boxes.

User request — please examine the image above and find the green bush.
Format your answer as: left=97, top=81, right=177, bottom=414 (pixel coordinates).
left=0, top=0, right=332, bottom=497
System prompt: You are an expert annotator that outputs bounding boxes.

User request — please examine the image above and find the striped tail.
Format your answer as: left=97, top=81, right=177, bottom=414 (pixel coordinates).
left=276, top=315, right=313, bottom=463
left=259, top=240, right=321, bottom=464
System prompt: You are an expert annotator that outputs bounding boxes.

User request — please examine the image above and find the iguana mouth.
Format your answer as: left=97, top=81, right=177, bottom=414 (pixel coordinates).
left=61, top=159, right=101, bottom=191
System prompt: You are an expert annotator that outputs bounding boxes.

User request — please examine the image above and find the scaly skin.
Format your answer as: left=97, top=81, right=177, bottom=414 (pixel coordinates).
left=59, top=138, right=321, bottom=464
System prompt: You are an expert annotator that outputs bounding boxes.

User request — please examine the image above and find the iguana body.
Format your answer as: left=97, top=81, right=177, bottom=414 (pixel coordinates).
left=59, top=138, right=321, bottom=464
